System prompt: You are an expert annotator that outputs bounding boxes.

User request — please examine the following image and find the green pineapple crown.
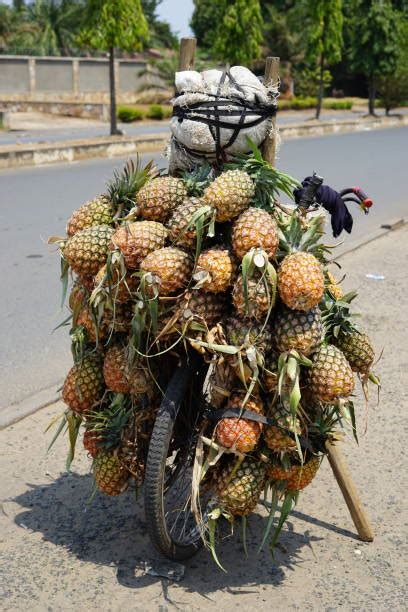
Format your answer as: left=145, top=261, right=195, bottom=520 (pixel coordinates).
left=277, top=211, right=333, bottom=263
left=106, top=157, right=154, bottom=212
left=321, top=290, right=360, bottom=342
left=87, top=393, right=132, bottom=450
left=182, top=163, right=213, bottom=196
left=227, top=138, right=300, bottom=209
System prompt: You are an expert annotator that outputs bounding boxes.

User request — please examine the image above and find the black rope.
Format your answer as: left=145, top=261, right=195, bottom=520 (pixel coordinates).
left=172, top=68, right=277, bottom=166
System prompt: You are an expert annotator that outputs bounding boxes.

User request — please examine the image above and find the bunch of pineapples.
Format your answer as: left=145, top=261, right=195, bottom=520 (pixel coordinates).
left=49, top=145, right=378, bottom=558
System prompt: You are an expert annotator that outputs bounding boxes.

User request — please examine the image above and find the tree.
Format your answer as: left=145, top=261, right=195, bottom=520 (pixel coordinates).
left=376, top=16, right=408, bottom=114
left=141, top=0, right=177, bottom=48
left=190, top=0, right=224, bottom=50
left=348, top=0, right=400, bottom=115
left=79, top=0, right=149, bottom=136
left=210, top=0, right=264, bottom=66
left=301, top=0, right=343, bottom=119
left=26, top=0, right=85, bottom=56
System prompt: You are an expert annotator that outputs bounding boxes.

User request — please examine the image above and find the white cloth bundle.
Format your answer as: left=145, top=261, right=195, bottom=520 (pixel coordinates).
left=168, top=66, right=278, bottom=171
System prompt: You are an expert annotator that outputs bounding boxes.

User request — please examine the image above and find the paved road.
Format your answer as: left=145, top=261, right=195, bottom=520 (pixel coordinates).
left=0, top=108, right=385, bottom=146
left=0, top=126, right=406, bottom=409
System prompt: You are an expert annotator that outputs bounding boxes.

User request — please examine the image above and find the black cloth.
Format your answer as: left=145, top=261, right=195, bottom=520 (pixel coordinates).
left=294, top=177, right=353, bottom=238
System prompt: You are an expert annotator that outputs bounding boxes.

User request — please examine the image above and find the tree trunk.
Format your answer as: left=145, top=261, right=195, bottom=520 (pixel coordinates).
left=368, top=76, right=376, bottom=116
left=315, top=52, right=325, bottom=120
left=109, top=46, right=119, bottom=136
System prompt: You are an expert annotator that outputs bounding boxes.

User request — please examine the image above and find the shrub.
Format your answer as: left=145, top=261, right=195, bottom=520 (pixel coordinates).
left=117, top=106, right=144, bottom=122
left=146, top=104, right=165, bottom=120
left=323, top=100, right=353, bottom=110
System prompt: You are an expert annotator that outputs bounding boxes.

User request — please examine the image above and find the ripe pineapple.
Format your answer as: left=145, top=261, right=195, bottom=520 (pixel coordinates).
left=136, top=176, right=187, bottom=221
left=263, top=404, right=301, bottom=453
left=232, top=275, right=270, bottom=321
left=273, top=306, right=324, bottom=356
left=308, top=344, right=355, bottom=403
left=167, top=197, right=210, bottom=248
left=128, top=364, right=155, bottom=398
left=214, top=457, right=266, bottom=516
left=231, top=207, right=278, bottom=260
left=278, top=252, right=324, bottom=311
left=63, top=225, right=114, bottom=276
left=68, top=282, right=89, bottom=312
left=62, top=354, right=104, bottom=414
left=267, top=456, right=321, bottom=491
left=66, top=159, right=151, bottom=236
left=110, top=221, right=168, bottom=269
left=336, top=330, right=375, bottom=377
left=103, top=345, right=130, bottom=393
left=103, top=302, right=133, bottom=334
left=141, top=247, right=193, bottom=296
left=76, top=307, right=108, bottom=343
left=203, top=169, right=255, bottom=222
left=215, top=392, right=264, bottom=454
left=195, top=247, right=235, bottom=293
left=182, top=290, right=226, bottom=330
left=225, top=315, right=272, bottom=352
left=93, top=450, right=130, bottom=496
left=67, top=196, right=113, bottom=237
left=83, top=428, right=101, bottom=458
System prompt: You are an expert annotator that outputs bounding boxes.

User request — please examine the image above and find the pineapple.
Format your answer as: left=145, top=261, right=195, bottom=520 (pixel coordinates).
left=195, top=247, right=235, bottom=293
left=215, top=392, right=264, bottom=454
left=167, top=197, right=211, bottom=248
left=110, top=221, right=168, bottom=270
left=93, top=450, right=130, bottom=496
left=214, top=457, right=266, bottom=516
left=63, top=225, right=114, bottom=276
left=94, top=264, right=138, bottom=304
left=225, top=315, right=272, bottom=352
left=336, top=330, right=375, bottom=377
left=67, top=196, right=113, bottom=237
left=62, top=354, right=104, bottom=414
left=76, top=307, right=108, bottom=343
left=83, top=428, right=101, bottom=458
left=66, top=159, right=151, bottom=236
left=136, top=176, right=187, bottom=221
left=231, top=207, right=279, bottom=260
left=128, top=364, right=155, bottom=398
left=203, top=169, right=255, bottom=222
left=308, top=344, right=355, bottom=403
left=278, top=252, right=324, bottom=311
left=103, top=302, right=133, bottom=334
left=273, top=306, right=324, bottom=356
left=103, top=345, right=130, bottom=393
left=182, top=290, right=226, bottom=330
left=141, top=247, right=193, bottom=296
left=77, top=275, right=95, bottom=291
left=263, top=404, right=301, bottom=453
left=267, top=456, right=321, bottom=491
left=68, top=282, right=89, bottom=312
left=232, top=275, right=270, bottom=321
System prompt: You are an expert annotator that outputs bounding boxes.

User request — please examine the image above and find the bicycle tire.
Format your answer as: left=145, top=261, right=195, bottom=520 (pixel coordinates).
left=144, top=354, right=205, bottom=561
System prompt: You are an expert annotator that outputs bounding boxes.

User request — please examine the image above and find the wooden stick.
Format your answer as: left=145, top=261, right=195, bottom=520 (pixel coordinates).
left=178, top=37, right=197, bottom=71
left=262, top=56, right=280, bottom=166
left=325, top=440, right=374, bottom=542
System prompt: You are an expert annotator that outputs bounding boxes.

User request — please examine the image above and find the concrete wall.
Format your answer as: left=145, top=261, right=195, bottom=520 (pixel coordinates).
left=0, top=55, right=153, bottom=95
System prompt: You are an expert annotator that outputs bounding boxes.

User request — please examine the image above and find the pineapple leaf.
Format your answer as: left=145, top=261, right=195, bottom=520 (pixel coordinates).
left=46, top=412, right=68, bottom=452
left=66, top=412, right=82, bottom=471
left=258, top=486, right=279, bottom=553
left=60, top=258, right=69, bottom=309
left=269, top=491, right=296, bottom=552
left=242, top=515, right=248, bottom=557
left=207, top=517, right=227, bottom=573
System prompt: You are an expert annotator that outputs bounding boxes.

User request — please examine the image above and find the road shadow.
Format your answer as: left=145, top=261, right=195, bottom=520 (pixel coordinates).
left=13, top=470, right=325, bottom=600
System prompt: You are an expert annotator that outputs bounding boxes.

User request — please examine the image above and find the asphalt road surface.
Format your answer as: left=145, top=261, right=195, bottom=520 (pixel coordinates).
left=0, top=126, right=406, bottom=409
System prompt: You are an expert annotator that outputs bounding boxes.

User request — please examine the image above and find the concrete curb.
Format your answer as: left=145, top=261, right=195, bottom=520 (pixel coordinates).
left=1, top=115, right=407, bottom=170
left=0, top=383, right=61, bottom=430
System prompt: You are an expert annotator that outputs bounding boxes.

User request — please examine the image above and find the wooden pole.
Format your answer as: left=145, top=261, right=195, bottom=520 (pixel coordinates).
left=262, top=56, right=280, bottom=166
left=178, top=37, right=197, bottom=71
left=325, top=440, right=374, bottom=542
